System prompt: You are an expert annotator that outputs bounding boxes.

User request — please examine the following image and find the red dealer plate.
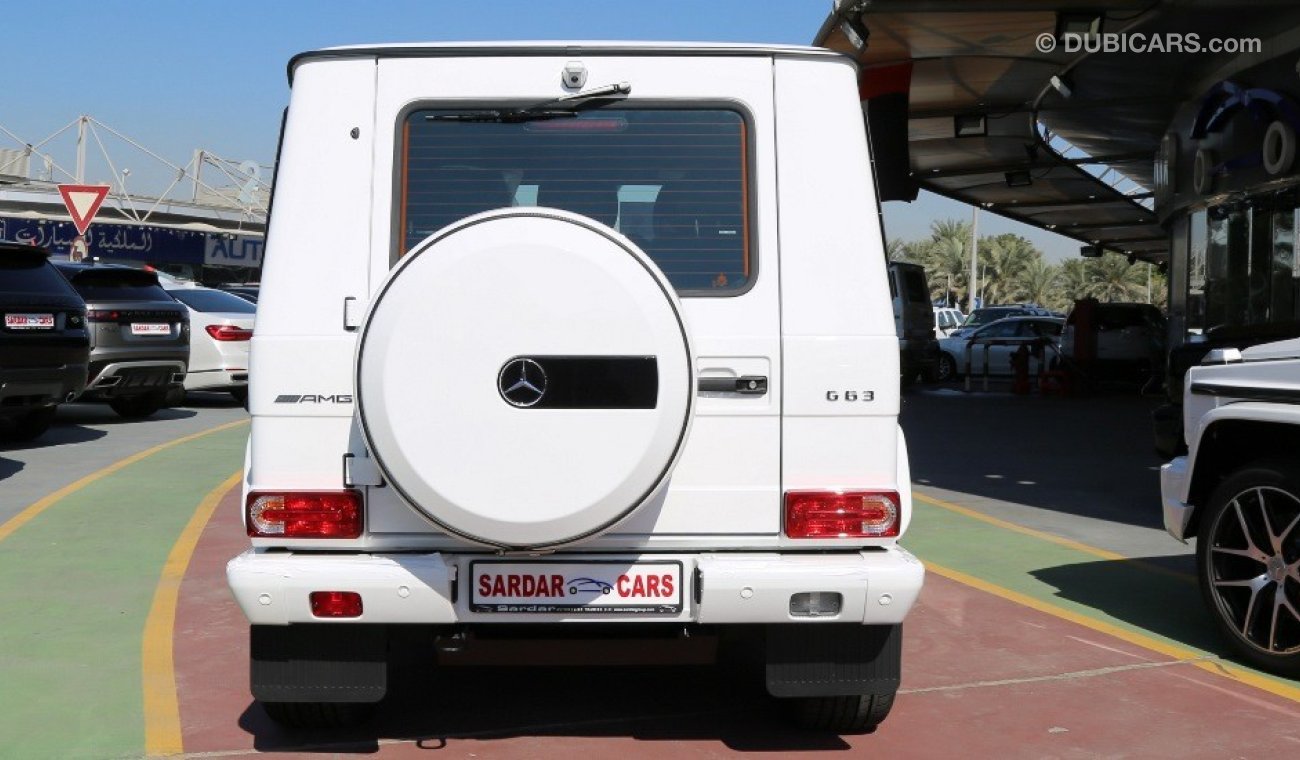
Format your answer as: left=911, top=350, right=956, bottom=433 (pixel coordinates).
left=470, top=560, right=683, bottom=614
left=131, top=323, right=170, bottom=336
left=5, top=313, right=54, bottom=330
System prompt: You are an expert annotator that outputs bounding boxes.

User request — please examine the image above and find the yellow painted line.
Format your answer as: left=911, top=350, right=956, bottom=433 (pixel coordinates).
left=142, top=470, right=242, bottom=758
left=926, top=560, right=1300, bottom=704
left=0, top=419, right=248, bottom=544
left=914, top=489, right=1196, bottom=584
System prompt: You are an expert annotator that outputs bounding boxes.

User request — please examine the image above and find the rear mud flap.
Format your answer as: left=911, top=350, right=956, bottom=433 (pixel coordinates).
left=250, top=624, right=388, bottom=703
left=765, top=623, right=901, bottom=697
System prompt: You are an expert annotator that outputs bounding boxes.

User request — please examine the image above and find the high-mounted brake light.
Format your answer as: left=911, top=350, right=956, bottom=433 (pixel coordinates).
left=205, top=324, right=253, bottom=341
left=247, top=491, right=362, bottom=538
left=784, top=490, right=899, bottom=538
left=310, top=591, right=363, bottom=618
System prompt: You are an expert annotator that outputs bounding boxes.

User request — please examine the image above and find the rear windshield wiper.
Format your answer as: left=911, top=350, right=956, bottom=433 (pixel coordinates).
left=428, top=82, right=631, bottom=123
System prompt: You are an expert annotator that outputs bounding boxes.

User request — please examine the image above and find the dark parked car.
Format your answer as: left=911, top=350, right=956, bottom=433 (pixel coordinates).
left=52, top=262, right=190, bottom=419
left=0, top=243, right=90, bottom=440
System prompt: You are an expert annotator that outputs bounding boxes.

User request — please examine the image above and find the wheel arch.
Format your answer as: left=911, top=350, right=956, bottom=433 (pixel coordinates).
left=1186, top=411, right=1300, bottom=537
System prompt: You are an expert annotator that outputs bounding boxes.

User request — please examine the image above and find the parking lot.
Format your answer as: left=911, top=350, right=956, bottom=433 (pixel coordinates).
left=0, top=385, right=1296, bottom=758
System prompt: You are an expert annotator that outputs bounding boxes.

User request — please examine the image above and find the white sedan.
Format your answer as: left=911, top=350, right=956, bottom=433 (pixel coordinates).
left=936, top=316, right=1064, bottom=381
left=167, top=287, right=254, bottom=402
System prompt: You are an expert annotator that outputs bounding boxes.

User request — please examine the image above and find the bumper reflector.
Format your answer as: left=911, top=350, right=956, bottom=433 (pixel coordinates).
left=784, top=490, right=900, bottom=538
left=789, top=591, right=843, bottom=617
left=309, top=591, right=363, bottom=618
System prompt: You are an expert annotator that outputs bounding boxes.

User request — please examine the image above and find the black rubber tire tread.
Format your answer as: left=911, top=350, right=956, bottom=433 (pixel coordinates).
left=936, top=353, right=957, bottom=382
left=793, top=691, right=895, bottom=733
left=1196, top=460, right=1300, bottom=677
left=229, top=387, right=249, bottom=405
left=260, top=700, right=376, bottom=730
left=0, top=407, right=56, bottom=442
left=109, top=392, right=164, bottom=419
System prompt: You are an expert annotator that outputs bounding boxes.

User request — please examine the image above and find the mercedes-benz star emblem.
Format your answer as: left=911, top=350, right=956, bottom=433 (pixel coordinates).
left=498, top=358, right=547, bottom=407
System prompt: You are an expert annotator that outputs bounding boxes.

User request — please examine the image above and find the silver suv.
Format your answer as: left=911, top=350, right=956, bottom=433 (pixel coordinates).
left=53, top=263, right=190, bottom=419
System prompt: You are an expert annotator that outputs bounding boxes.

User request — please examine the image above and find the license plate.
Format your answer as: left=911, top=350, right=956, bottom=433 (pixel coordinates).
left=5, top=313, right=54, bottom=330
left=470, top=560, right=683, bottom=614
left=130, top=323, right=170, bottom=336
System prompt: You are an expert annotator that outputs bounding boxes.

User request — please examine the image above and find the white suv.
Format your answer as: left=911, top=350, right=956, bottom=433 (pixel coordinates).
left=1161, top=339, right=1300, bottom=676
left=228, top=42, right=923, bottom=733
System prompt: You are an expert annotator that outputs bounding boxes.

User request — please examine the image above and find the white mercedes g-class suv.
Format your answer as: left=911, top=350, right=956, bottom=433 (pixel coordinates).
left=1161, top=339, right=1300, bottom=676
left=229, top=42, right=924, bottom=733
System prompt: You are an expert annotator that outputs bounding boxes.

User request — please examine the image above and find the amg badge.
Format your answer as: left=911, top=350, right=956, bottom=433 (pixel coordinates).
left=274, top=394, right=354, bottom=404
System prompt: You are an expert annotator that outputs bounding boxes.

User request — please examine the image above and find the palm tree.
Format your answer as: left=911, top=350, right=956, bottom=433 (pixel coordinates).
left=1087, top=253, right=1146, bottom=302
left=1018, top=258, right=1061, bottom=308
left=1057, top=259, right=1092, bottom=310
left=981, top=233, right=1038, bottom=304
left=886, top=237, right=908, bottom=262
left=920, top=219, right=972, bottom=307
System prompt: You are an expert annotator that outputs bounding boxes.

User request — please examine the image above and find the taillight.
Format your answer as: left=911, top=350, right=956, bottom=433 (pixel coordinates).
left=86, top=309, right=120, bottom=322
left=206, top=324, right=253, bottom=341
left=784, top=490, right=899, bottom=538
left=310, top=591, right=363, bottom=618
left=247, top=491, right=362, bottom=538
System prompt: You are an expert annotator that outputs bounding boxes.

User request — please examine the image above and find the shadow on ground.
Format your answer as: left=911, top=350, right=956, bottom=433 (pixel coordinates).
left=239, top=660, right=854, bottom=754
left=901, top=384, right=1166, bottom=529
left=1030, top=554, right=1233, bottom=658
left=57, top=402, right=198, bottom=426
left=0, top=423, right=107, bottom=457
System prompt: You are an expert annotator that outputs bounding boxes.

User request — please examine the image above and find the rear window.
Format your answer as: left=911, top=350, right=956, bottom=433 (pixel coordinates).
left=0, top=256, right=77, bottom=296
left=62, top=269, right=171, bottom=302
left=169, top=288, right=256, bottom=314
left=399, top=107, right=751, bottom=294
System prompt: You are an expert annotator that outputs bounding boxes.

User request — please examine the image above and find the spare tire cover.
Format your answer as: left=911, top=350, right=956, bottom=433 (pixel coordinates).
left=357, top=209, right=694, bottom=548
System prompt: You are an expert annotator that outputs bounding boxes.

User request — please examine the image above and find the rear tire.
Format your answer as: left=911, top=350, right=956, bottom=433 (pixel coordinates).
left=791, top=692, right=895, bottom=733
left=109, top=391, right=165, bottom=419
left=230, top=387, right=249, bottom=406
left=260, top=700, right=376, bottom=730
left=936, top=352, right=957, bottom=382
left=0, top=406, right=57, bottom=442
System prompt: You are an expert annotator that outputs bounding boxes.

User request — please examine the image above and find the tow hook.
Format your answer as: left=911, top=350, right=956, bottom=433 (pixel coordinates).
left=435, top=629, right=469, bottom=654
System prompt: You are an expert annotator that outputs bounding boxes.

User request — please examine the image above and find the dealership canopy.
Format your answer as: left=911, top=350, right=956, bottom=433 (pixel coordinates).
left=815, top=0, right=1300, bottom=263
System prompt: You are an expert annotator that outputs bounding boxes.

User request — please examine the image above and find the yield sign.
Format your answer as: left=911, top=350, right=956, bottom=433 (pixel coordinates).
left=58, top=184, right=112, bottom=236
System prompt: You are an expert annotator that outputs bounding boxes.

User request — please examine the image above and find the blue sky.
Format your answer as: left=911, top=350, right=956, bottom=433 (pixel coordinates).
left=2, top=0, right=1079, bottom=261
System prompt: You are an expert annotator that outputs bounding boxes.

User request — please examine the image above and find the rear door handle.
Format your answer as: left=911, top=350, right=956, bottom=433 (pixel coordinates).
left=698, top=375, right=768, bottom=395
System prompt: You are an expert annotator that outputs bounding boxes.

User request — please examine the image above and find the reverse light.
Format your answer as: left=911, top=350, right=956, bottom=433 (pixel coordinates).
left=310, top=591, right=363, bottom=618
left=205, top=324, right=253, bottom=341
left=784, top=490, right=900, bottom=538
left=247, top=491, right=362, bottom=538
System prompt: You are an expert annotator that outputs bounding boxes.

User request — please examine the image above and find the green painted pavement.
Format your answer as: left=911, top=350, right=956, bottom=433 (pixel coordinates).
left=0, top=425, right=246, bottom=760
left=904, top=497, right=1299, bottom=692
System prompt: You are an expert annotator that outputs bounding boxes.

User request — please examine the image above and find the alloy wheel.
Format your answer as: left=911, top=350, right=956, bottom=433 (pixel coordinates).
left=1206, top=485, right=1300, bottom=657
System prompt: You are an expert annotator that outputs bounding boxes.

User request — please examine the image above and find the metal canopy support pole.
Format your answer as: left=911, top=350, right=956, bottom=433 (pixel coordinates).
left=969, top=206, right=979, bottom=312
left=192, top=149, right=204, bottom=202
left=75, top=116, right=86, bottom=183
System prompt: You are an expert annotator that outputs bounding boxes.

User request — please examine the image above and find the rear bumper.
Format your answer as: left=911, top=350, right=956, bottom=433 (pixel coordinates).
left=183, top=368, right=249, bottom=392
left=83, top=360, right=186, bottom=399
left=0, top=363, right=88, bottom=412
left=227, top=547, right=925, bottom=626
left=1160, top=456, right=1195, bottom=542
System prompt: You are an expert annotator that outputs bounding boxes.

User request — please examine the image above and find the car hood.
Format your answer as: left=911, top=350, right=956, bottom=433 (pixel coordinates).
left=1241, top=337, right=1300, bottom=362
